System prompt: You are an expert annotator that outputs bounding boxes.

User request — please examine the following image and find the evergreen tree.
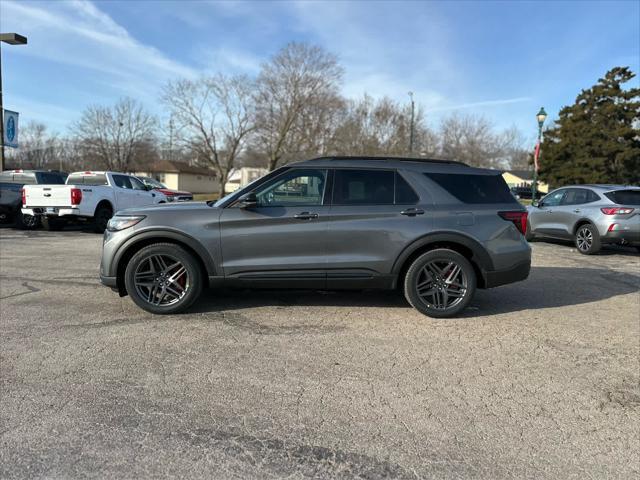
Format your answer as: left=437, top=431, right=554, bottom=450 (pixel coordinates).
left=540, top=67, right=639, bottom=186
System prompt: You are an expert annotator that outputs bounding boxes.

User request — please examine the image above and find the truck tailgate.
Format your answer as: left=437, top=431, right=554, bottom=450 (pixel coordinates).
left=23, top=185, right=74, bottom=207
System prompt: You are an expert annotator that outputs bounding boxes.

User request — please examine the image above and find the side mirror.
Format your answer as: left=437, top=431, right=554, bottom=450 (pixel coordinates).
left=145, top=184, right=154, bottom=191
left=532, top=200, right=540, bottom=207
left=238, top=192, right=258, bottom=208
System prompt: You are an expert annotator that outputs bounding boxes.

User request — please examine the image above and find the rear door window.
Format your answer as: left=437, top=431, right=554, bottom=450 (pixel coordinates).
left=333, top=170, right=395, bottom=205
left=604, top=189, right=640, bottom=205
left=112, top=175, right=133, bottom=189
left=424, top=172, right=517, bottom=204
left=561, top=188, right=598, bottom=205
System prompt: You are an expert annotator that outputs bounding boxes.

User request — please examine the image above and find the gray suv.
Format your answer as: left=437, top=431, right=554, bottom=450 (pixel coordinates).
left=526, top=185, right=640, bottom=254
left=99, top=157, right=532, bottom=317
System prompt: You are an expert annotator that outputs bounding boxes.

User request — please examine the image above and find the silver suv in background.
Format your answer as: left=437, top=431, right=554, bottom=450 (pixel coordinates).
left=99, top=157, right=532, bottom=318
left=526, top=185, right=640, bottom=254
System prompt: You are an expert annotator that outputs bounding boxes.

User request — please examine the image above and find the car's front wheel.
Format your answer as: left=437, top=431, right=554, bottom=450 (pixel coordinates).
left=404, top=249, right=476, bottom=318
left=124, top=243, right=203, bottom=314
left=575, top=224, right=601, bottom=255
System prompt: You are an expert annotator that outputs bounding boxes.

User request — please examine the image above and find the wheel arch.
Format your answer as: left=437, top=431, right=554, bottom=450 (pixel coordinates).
left=573, top=218, right=594, bottom=235
left=112, top=230, right=215, bottom=296
left=392, top=232, right=493, bottom=289
left=94, top=199, right=114, bottom=217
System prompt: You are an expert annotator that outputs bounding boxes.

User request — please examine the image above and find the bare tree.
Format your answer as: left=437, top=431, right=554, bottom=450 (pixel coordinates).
left=75, top=98, right=157, bottom=172
left=163, top=74, right=255, bottom=193
left=8, top=121, right=65, bottom=169
left=254, top=42, right=344, bottom=170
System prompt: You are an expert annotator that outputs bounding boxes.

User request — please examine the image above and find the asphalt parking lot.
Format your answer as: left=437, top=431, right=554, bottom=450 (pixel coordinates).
left=1, top=226, right=639, bottom=479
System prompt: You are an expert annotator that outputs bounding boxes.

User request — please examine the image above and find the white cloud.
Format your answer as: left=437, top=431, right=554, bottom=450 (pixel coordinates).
left=2, top=0, right=197, bottom=98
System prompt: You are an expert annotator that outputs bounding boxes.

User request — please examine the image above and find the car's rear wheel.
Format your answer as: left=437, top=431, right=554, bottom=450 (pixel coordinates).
left=124, top=243, right=203, bottom=314
left=41, top=216, right=65, bottom=231
left=575, top=223, right=601, bottom=255
left=16, top=211, right=40, bottom=230
left=404, top=249, right=476, bottom=318
left=94, top=205, right=113, bottom=233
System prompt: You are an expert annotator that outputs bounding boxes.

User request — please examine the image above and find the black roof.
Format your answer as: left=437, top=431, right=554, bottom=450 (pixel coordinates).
left=309, top=155, right=468, bottom=167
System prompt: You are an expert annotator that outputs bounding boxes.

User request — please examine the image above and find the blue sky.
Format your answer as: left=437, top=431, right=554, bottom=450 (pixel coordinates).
left=1, top=0, right=638, bottom=145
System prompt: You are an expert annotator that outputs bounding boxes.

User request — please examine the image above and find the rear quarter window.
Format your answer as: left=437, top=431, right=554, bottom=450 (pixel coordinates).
left=424, top=173, right=518, bottom=204
left=604, top=190, right=640, bottom=206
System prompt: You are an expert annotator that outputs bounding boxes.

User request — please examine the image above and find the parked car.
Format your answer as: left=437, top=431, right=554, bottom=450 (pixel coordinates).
left=526, top=185, right=640, bottom=254
left=136, top=176, right=193, bottom=202
left=510, top=186, right=544, bottom=201
left=0, top=169, right=67, bottom=229
left=99, top=156, right=532, bottom=317
left=22, top=171, right=168, bottom=232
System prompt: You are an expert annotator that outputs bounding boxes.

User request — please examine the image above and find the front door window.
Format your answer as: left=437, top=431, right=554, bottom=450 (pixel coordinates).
left=254, top=169, right=327, bottom=207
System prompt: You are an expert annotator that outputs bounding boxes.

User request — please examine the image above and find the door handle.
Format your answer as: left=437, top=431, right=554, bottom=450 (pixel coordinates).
left=400, top=208, right=425, bottom=216
left=573, top=209, right=581, bottom=213
left=294, top=212, right=319, bottom=220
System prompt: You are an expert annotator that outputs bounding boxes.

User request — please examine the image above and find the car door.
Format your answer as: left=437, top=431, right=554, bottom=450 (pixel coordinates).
left=324, top=168, right=427, bottom=288
left=111, top=174, right=139, bottom=210
left=129, top=175, right=159, bottom=206
left=219, top=168, right=330, bottom=288
left=530, top=188, right=567, bottom=237
left=556, top=188, right=592, bottom=236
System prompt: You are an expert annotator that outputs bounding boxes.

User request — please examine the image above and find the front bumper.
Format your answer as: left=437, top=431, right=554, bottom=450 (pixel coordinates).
left=100, top=274, right=118, bottom=288
left=483, top=259, right=531, bottom=288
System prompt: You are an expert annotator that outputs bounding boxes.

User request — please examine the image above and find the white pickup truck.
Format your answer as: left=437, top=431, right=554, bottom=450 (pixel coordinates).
left=22, top=171, right=167, bottom=231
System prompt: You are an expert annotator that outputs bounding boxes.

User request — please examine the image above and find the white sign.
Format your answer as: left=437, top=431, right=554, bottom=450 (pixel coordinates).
left=3, top=110, right=19, bottom=148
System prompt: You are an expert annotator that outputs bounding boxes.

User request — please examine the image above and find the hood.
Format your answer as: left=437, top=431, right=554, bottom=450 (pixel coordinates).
left=116, top=201, right=214, bottom=216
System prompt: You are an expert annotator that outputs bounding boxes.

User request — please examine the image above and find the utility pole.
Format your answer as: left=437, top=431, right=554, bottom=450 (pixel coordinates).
left=408, top=91, right=415, bottom=154
left=0, top=33, right=28, bottom=171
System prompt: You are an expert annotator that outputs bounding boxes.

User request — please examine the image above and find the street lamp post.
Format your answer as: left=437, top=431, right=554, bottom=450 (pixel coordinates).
left=408, top=91, right=415, bottom=154
left=0, top=33, right=28, bottom=172
left=532, top=107, right=547, bottom=201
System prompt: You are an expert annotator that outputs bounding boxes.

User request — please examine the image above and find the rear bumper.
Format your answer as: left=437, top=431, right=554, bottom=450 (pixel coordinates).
left=483, top=259, right=531, bottom=288
left=22, top=207, right=80, bottom=217
left=602, top=230, right=640, bottom=245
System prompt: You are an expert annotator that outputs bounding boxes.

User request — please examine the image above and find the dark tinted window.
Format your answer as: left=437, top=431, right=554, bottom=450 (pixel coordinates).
left=424, top=173, right=517, bottom=204
left=562, top=188, right=599, bottom=205
left=67, top=173, right=108, bottom=185
left=604, top=189, right=640, bottom=206
left=112, top=175, right=133, bottom=189
left=395, top=172, right=419, bottom=204
left=36, top=172, right=66, bottom=185
left=333, top=170, right=394, bottom=205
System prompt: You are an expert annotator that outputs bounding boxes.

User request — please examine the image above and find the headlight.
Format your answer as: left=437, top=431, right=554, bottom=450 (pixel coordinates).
left=107, top=215, right=145, bottom=232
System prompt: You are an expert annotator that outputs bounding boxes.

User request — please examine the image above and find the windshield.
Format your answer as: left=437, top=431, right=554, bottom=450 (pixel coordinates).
left=139, top=177, right=167, bottom=189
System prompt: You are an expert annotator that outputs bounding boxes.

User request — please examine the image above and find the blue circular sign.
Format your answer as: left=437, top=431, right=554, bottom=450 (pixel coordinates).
left=6, top=116, right=15, bottom=142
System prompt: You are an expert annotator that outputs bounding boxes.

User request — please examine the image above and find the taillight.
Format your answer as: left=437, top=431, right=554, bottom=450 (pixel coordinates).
left=21, top=188, right=26, bottom=207
left=498, top=211, right=528, bottom=235
left=70, top=188, right=82, bottom=206
left=601, top=207, right=633, bottom=215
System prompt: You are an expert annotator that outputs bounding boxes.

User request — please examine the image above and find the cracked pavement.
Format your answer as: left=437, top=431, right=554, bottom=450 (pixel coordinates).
left=1, top=227, right=639, bottom=478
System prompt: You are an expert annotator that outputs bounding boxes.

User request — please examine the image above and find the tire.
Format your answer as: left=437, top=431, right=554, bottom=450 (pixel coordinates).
left=525, top=220, right=535, bottom=242
left=124, top=243, right=203, bottom=315
left=41, top=216, right=65, bottom=231
left=575, top=223, right=601, bottom=255
left=404, top=249, right=477, bottom=318
left=94, top=205, right=113, bottom=233
left=15, top=211, right=40, bottom=230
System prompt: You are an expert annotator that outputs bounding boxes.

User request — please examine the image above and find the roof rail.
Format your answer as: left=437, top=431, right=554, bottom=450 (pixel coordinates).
left=310, top=155, right=469, bottom=166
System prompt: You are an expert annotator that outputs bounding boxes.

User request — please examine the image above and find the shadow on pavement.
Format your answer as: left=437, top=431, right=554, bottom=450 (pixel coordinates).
left=191, top=266, right=639, bottom=317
